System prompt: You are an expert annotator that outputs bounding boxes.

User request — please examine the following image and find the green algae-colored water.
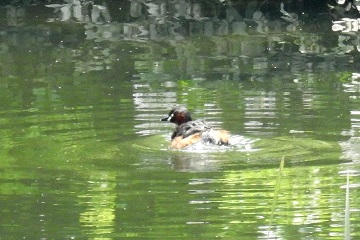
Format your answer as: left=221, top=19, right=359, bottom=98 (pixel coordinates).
left=1, top=1, right=360, bottom=239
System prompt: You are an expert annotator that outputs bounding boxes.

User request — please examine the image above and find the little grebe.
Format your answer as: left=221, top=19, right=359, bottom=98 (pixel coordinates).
left=161, top=106, right=230, bottom=149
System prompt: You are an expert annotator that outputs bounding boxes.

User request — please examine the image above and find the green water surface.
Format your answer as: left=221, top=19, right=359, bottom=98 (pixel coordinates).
left=1, top=1, right=360, bottom=239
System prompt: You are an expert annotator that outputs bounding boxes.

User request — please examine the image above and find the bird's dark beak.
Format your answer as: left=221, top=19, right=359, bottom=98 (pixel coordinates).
left=160, top=116, right=170, bottom=121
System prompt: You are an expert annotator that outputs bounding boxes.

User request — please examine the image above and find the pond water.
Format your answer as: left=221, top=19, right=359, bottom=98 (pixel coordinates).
left=1, top=1, right=360, bottom=239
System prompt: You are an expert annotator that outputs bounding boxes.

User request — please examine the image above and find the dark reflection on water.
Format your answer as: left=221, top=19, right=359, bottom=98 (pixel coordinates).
left=0, top=0, right=360, bottom=239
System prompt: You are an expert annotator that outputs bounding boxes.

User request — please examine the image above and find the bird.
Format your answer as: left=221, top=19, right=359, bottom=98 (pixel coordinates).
left=161, top=106, right=230, bottom=149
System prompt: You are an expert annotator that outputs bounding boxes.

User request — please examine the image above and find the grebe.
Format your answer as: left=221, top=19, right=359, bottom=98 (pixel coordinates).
left=161, top=106, right=230, bottom=149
